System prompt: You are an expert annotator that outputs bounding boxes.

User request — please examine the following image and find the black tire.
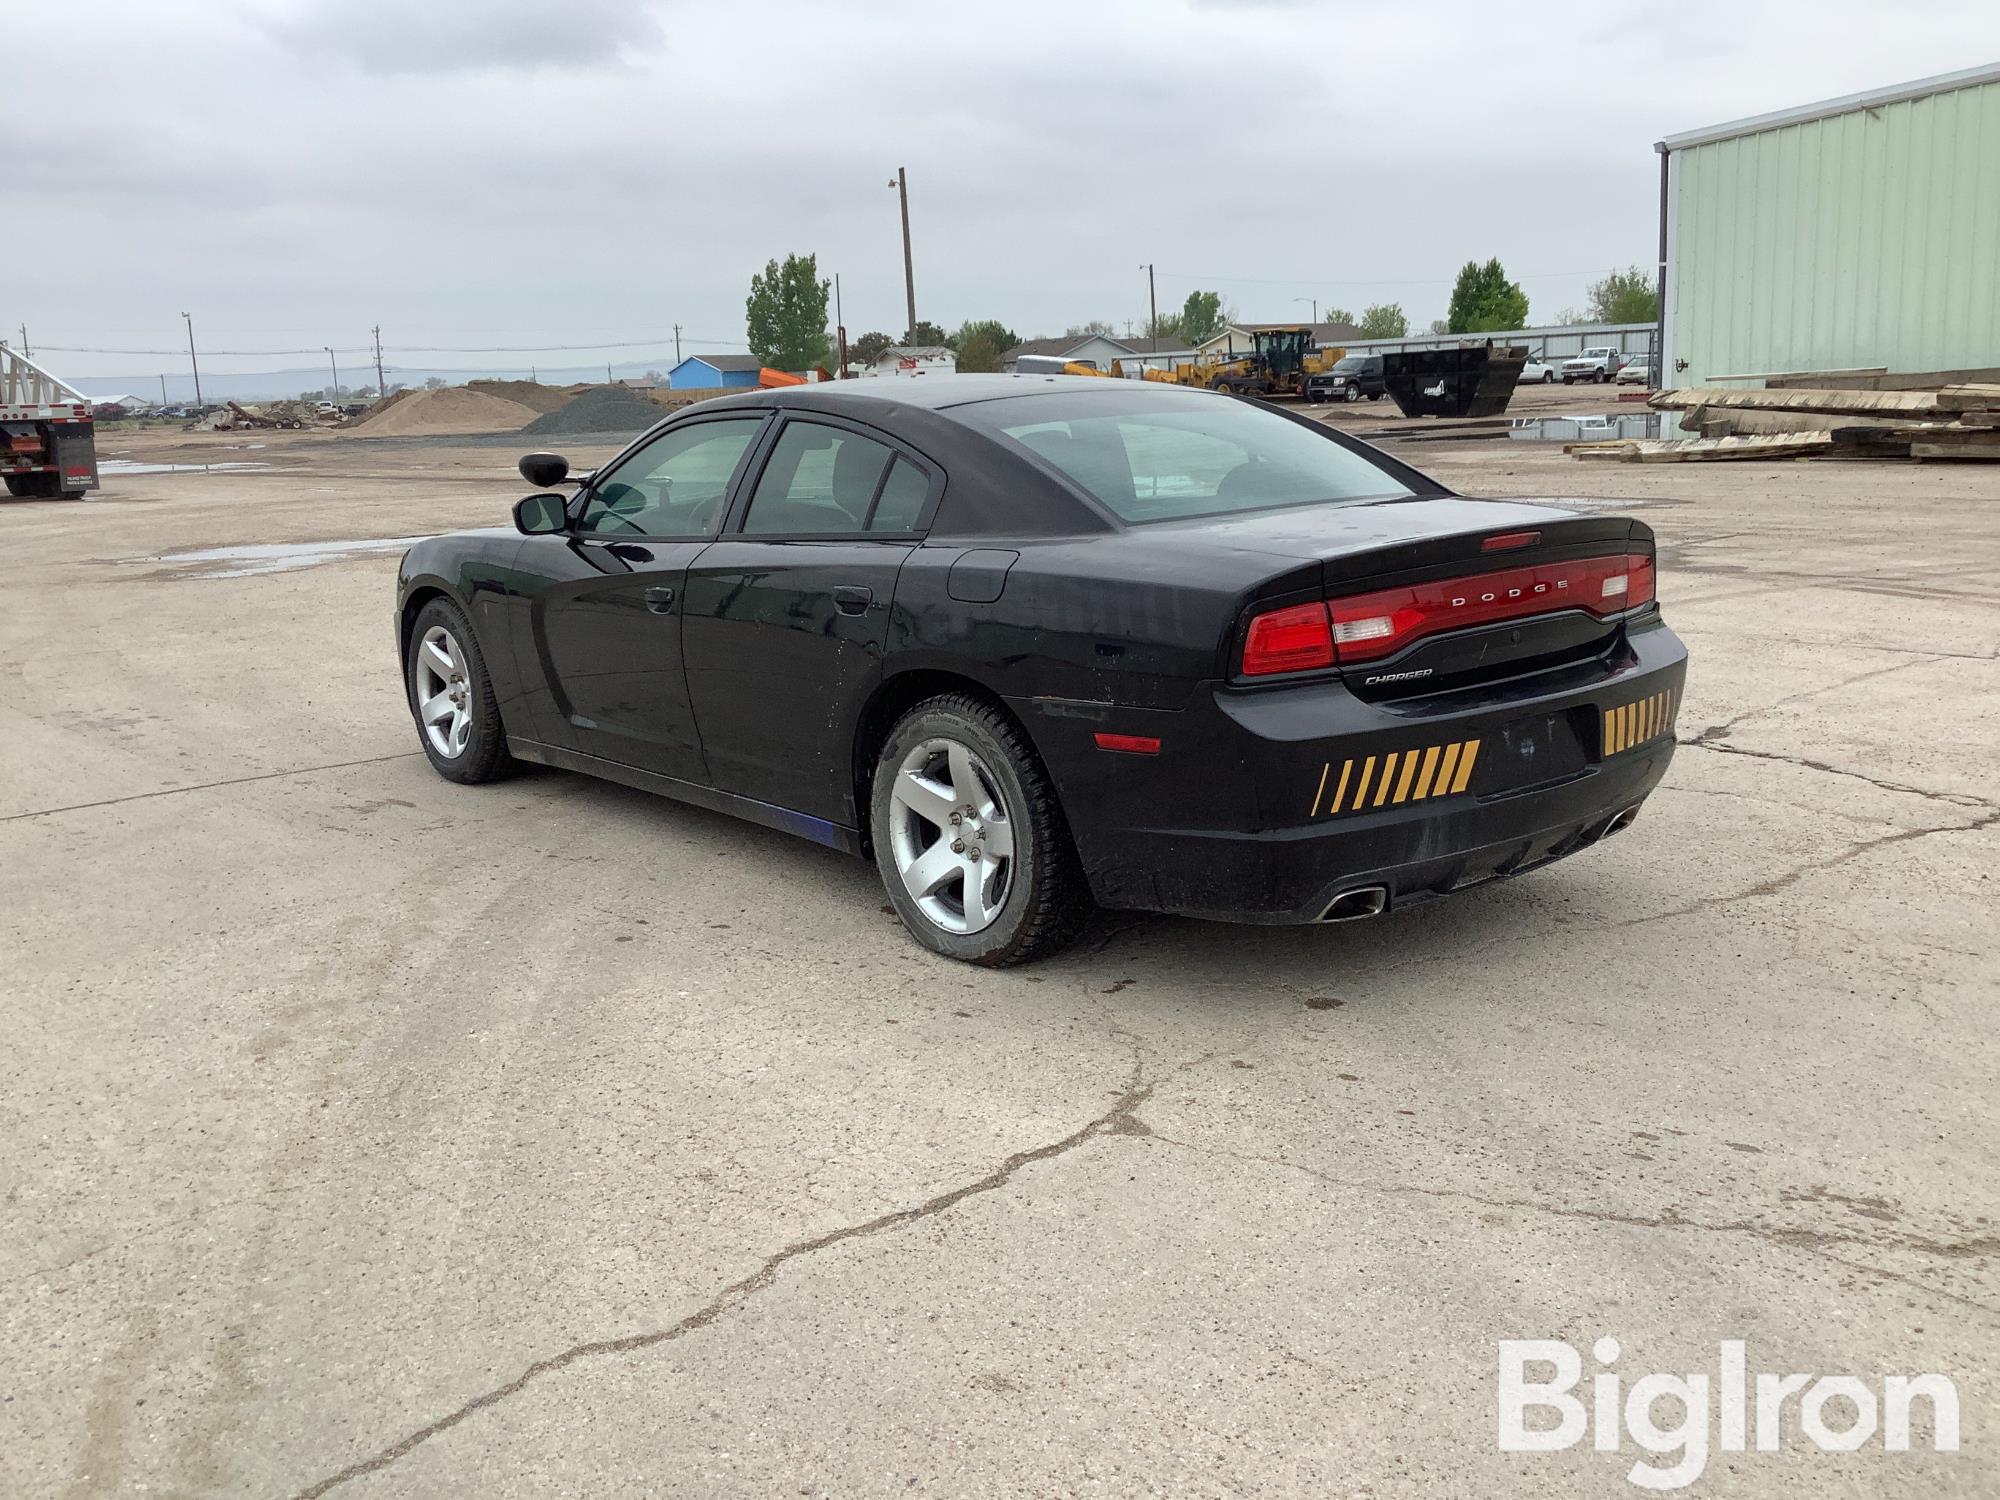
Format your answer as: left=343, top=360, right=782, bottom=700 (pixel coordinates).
left=869, top=694, right=1089, bottom=965
left=1542, top=371, right=1556, bottom=384
left=1369, top=391, right=1383, bottom=400
left=1561, top=375, right=1574, bottom=385
left=5, top=472, right=63, bottom=498
left=1345, top=385, right=1363, bottom=403
left=404, top=596, right=514, bottom=784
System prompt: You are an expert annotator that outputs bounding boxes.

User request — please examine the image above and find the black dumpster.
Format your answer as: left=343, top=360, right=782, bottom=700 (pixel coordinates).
left=1381, top=343, right=1529, bottom=418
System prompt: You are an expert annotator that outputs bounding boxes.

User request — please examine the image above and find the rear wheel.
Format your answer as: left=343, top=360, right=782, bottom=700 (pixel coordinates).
left=870, top=695, right=1088, bottom=965
left=404, top=597, right=514, bottom=784
left=4, top=472, right=63, bottom=499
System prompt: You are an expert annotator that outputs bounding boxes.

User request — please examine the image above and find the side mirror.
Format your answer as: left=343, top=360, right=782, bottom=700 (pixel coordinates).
left=519, top=451, right=570, bottom=489
left=513, top=492, right=569, bottom=536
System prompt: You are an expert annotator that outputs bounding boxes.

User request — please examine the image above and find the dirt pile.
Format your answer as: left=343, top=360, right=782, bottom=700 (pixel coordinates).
left=351, top=387, right=539, bottom=436
left=521, top=385, right=670, bottom=437
left=464, top=379, right=588, bottom=415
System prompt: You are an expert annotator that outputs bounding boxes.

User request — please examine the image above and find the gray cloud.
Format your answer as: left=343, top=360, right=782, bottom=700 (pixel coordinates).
left=23, top=0, right=2000, bottom=379
left=261, top=0, right=641, bottom=74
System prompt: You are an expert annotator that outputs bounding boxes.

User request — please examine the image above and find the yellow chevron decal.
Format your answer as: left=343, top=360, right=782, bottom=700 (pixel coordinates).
left=1603, top=685, right=1678, bottom=757
left=1309, top=737, right=1483, bottom=819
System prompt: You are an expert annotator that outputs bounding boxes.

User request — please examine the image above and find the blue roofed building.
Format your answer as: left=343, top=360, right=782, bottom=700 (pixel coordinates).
left=667, top=354, right=763, bottom=390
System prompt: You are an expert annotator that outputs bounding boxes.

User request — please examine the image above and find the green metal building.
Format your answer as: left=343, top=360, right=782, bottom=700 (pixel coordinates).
left=1657, top=63, right=2000, bottom=385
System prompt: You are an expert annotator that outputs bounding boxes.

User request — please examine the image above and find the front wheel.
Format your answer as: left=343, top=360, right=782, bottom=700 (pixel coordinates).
left=404, top=597, right=514, bottom=783
left=870, top=695, right=1088, bottom=965
left=1345, top=385, right=1363, bottom=403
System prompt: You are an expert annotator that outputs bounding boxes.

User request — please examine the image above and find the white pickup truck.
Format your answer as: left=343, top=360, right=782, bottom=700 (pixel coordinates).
left=1559, top=346, right=1632, bottom=384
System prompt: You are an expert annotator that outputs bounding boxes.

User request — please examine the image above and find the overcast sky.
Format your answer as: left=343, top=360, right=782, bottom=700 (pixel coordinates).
left=19, top=0, right=2000, bottom=379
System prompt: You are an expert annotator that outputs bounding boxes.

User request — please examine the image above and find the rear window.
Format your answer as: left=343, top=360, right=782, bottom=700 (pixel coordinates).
left=960, top=388, right=1413, bottom=523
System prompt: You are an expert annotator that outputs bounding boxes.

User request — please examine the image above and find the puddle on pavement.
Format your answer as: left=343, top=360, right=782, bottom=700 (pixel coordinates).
left=150, top=536, right=430, bottom=579
left=1507, top=413, right=1663, bottom=443
left=99, top=459, right=276, bottom=476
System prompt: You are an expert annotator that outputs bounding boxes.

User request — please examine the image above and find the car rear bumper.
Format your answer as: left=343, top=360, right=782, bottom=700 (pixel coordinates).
left=1017, top=617, right=1687, bottom=924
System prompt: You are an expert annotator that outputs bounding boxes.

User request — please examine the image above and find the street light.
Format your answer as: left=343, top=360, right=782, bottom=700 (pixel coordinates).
left=1293, top=296, right=1318, bottom=325
left=325, top=346, right=340, bottom=400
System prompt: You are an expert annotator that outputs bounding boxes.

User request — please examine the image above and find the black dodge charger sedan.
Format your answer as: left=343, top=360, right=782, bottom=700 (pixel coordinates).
left=396, top=376, right=1686, bottom=964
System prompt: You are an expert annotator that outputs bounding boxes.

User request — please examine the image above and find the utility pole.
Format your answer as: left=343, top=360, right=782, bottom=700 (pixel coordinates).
left=835, top=274, right=847, bottom=378
left=181, top=312, right=203, bottom=407
left=372, top=325, right=386, bottom=396
left=325, top=346, right=340, bottom=397
left=1141, top=263, right=1158, bottom=347
left=159, top=373, right=168, bottom=404
left=889, top=167, right=916, bottom=341
left=607, top=362, right=614, bottom=384
left=673, top=323, right=682, bottom=364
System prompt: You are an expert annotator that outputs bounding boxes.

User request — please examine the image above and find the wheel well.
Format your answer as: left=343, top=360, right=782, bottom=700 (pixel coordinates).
left=851, top=670, right=1029, bottom=851
left=398, top=586, right=450, bottom=660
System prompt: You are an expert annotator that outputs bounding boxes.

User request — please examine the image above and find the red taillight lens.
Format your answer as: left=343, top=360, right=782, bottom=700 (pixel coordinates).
left=1241, top=601, right=1334, bottom=676
left=1241, top=551, right=1656, bottom=675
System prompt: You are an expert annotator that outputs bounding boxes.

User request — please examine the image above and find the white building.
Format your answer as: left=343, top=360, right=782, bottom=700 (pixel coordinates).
left=863, top=345, right=956, bottom=378
left=1658, top=63, right=2000, bottom=385
left=1000, top=334, right=1135, bottom=374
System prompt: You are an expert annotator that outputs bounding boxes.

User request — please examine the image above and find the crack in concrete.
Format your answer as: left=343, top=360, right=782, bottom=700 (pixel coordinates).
left=1613, top=809, right=2000, bottom=929
left=1144, top=1135, right=2000, bottom=1318
left=290, top=1067, right=1154, bottom=1499
left=2, top=751, right=423, bottom=823
left=1690, top=656, right=1942, bottom=744
left=1678, top=737, right=1996, bottom=811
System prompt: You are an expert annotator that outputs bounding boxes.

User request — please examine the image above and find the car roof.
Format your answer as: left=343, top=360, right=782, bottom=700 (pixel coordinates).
left=695, top=372, right=1220, bottom=414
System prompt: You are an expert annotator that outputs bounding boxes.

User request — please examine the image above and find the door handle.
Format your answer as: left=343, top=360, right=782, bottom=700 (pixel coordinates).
left=644, top=586, right=676, bottom=614
left=834, top=585, right=873, bottom=616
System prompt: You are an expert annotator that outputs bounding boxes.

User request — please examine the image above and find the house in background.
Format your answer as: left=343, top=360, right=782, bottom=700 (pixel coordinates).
left=666, top=354, right=763, bottom=390
left=861, top=345, right=957, bottom=378
left=1195, top=321, right=1363, bottom=361
left=1001, top=333, right=1135, bottom=374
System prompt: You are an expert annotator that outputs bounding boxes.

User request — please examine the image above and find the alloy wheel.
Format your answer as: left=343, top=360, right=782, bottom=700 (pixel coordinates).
left=888, top=737, right=1015, bottom=934
left=413, top=624, right=473, bottom=759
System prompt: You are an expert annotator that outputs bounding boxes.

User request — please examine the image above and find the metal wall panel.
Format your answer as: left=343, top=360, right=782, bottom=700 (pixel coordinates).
left=1667, top=77, right=2000, bottom=383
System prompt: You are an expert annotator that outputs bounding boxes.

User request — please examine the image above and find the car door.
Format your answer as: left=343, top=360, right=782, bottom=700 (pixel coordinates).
left=516, top=412, right=768, bottom=783
left=680, top=413, right=941, bottom=826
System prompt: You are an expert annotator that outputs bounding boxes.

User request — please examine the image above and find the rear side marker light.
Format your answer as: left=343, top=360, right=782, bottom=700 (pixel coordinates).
left=1094, top=732, right=1161, bottom=755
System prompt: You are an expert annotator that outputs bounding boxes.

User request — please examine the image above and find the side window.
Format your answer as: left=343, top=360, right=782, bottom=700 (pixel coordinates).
left=576, top=417, right=762, bottom=537
left=868, top=457, right=930, bottom=532
left=742, top=421, right=895, bottom=536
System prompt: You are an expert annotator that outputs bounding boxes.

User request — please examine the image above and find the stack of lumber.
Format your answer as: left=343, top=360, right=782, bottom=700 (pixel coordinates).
left=1566, top=380, right=2000, bottom=463
left=1567, top=431, right=1833, bottom=463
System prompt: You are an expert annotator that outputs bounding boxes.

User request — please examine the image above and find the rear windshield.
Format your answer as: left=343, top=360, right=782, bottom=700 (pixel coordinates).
left=960, top=388, right=1414, bottom=523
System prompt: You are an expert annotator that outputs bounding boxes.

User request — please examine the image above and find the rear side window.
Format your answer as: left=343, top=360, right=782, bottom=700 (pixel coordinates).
left=868, top=457, right=930, bottom=532
left=741, top=421, right=929, bottom=535
left=965, top=389, right=1411, bottom=523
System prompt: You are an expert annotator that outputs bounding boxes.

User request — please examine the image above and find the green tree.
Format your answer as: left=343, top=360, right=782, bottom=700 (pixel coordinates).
left=952, top=319, right=1018, bottom=355
left=1177, top=290, right=1228, bottom=345
left=745, top=253, right=832, bottom=370
left=1356, top=302, right=1409, bottom=339
left=1446, top=259, right=1529, bottom=333
left=848, top=330, right=894, bottom=367
left=1585, top=266, right=1660, bottom=324
left=1066, top=319, right=1118, bottom=338
left=908, top=319, right=950, bottom=348
left=1325, top=307, right=1357, bottom=328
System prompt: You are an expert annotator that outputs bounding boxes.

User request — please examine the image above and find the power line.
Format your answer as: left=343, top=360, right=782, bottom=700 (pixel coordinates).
left=1155, top=267, right=1609, bottom=287
left=37, top=334, right=750, bottom=357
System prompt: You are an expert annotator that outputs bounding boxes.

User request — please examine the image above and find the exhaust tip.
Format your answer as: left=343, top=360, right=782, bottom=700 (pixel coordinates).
left=1599, top=803, right=1643, bottom=840
left=1321, top=885, right=1389, bottom=922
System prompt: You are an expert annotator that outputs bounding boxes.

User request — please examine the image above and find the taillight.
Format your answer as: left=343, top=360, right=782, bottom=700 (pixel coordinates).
left=1240, top=551, right=1655, bottom=676
left=1241, top=601, right=1334, bottom=676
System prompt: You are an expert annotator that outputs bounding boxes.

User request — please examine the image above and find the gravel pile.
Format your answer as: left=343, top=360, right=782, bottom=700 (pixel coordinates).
left=520, top=386, right=670, bottom=438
